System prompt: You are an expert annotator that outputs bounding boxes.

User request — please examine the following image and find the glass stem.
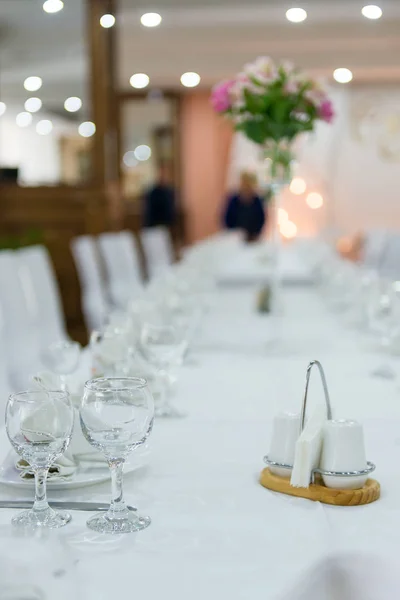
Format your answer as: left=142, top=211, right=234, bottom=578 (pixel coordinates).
left=108, top=460, right=128, bottom=517
left=33, top=468, right=50, bottom=512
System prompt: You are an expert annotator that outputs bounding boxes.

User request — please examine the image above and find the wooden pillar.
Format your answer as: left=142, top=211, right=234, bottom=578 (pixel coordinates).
left=87, top=0, right=123, bottom=230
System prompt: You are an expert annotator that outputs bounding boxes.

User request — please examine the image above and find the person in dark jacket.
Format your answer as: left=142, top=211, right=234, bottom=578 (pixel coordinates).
left=143, top=164, right=176, bottom=228
left=222, top=171, right=266, bottom=241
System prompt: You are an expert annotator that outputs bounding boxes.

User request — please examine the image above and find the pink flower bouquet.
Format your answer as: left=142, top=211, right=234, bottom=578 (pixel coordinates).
left=211, top=57, right=334, bottom=146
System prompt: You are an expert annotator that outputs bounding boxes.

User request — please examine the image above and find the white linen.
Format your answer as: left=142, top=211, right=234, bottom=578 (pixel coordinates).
left=217, top=243, right=315, bottom=287
left=1, top=248, right=400, bottom=598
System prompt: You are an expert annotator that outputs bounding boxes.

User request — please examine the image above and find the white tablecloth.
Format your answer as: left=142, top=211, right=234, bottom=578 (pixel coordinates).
left=1, top=277, right=400, bottom=598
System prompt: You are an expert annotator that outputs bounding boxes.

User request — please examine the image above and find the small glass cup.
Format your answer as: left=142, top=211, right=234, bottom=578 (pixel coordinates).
left=140, top=322, right=187, bottom=417
left=80, top=377, right=154, bottom=534
left=42, top=340, right=81, bottom=392
left=90, top=327, right=134, bottom=377
left=6, top=390, right=74, bottom=528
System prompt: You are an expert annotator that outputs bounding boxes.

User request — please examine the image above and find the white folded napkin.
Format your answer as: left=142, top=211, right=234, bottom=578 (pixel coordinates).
left=27, top=370, right=106, bottom=480
left=16, top=453, right=77, bottom=481
left=290, top=405, right=326, bottom=488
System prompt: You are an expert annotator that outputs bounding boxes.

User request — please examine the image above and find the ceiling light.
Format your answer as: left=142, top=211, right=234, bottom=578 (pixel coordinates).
left=280, top=220, right=298, bottom=239
left=361, top=4, right=382, bottom=19
left=78, top=121, right=96, bottom=137
left=24, top=76, right=42, bottom=92
left=180, top=72, right=201, bottom=88
left=123, top=151, right=138, bottom=168
left=24, top=97, right=42, bottom=113
left=43, top=0, right=64, bottom=14
left=100, top=14, right=116, bottom=28
left=64, top=96, right=82, bottom=112
left=286, top=8, right=307, bottom=23
left=36, top=120, right=53, bottom=135
left=16, top=112, right=32, bottom=128
left=140, top=12, right=162, bottom=27
left=129, top=73, right=150, bottom=89
left=134, top=145, right=152, bottom=161
left=333, top=68, right=353, bottom=83
left=290, top=177, right=306, bottom=195
left=0, top=102, right=6, bottom=117
left=306, top=192, right=323, bottom=209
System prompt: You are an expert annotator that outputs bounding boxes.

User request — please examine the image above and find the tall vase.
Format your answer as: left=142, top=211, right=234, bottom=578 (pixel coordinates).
left=263, top=140, right=294, bottom=315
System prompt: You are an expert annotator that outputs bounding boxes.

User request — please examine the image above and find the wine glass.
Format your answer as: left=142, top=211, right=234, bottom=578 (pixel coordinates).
left=80, top=377, right=154, bottom=534
left=367, top=282, right=400, bottom=379
left=42, top=340, right=81, bottom=392
left=90, top=326, right=134, bottom=377
left=6, top=390, right=74, bottom=528
left=140, top=322, right=187, bottom=417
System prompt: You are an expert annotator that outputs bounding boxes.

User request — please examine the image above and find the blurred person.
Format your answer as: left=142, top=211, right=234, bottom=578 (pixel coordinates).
left=222, top=171, right=267, bottom=241
left=143, top=163, right=177, bottom=228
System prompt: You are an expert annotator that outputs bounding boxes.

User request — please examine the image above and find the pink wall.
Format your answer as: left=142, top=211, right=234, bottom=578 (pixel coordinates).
left=181, top=92, right=233, bottom=243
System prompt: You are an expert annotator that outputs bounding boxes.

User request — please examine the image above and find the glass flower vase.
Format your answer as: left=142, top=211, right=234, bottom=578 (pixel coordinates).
left=263, top=140, right=294, bottom=315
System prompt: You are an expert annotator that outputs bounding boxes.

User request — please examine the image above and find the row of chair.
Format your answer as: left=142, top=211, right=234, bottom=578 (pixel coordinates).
left=0, top=226, right=174, bottom=395
left=72, top=227, right=175, bottom=332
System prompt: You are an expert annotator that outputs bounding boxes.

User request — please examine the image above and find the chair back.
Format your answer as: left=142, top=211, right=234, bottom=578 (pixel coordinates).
left=0, top=251, right=42, bottom=387
left=17, top=245, right=66, bottom=347
left=71, top=236, right=108, bottom=332
left=140, top=226, right=174, bottom=280
left=98, top=231, right=143, bottom=309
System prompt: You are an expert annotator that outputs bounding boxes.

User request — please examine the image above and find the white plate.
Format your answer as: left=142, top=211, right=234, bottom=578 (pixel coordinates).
left=0, top=448, right=150, bottom=491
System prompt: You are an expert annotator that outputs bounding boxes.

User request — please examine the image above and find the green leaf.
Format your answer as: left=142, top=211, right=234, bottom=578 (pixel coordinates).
left=243, top=89, right=265, bottom=114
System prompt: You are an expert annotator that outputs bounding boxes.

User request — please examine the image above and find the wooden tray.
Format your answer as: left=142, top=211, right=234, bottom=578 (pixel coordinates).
left=260, top=468, right=380, bottom=506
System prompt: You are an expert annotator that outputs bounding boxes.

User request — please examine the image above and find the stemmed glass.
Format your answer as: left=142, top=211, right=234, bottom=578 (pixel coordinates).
left=90, top=327, right=134, bottom=377
left=367, top=282, right=400, bottom=379
left=6, top=390, right=74, bottom=528
left=140, top=323, right=187, bottom=417
left=42, top=340, right=81, bottom=392
left=80, top=377, right=154, bottom=533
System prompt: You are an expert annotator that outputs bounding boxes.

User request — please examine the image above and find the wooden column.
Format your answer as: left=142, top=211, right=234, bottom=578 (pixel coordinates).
left=87, top=0, right=123, bottom=229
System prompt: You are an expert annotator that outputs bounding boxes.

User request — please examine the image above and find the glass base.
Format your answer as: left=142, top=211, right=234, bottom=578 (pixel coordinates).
left=11, top=507, right=71, bottom=529
left=155, top=403, right=185, bottom=418
left=86, top=510, right=151, bottom=534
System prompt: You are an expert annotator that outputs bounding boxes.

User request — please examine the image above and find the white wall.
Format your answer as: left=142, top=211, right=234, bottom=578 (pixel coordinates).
left=228, top=84, right=400, bottom=237
left=0, top=108, right=76, bottom=186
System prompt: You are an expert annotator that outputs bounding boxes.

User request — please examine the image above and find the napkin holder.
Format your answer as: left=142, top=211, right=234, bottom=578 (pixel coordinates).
left=260, top=360, right=380, bottom=506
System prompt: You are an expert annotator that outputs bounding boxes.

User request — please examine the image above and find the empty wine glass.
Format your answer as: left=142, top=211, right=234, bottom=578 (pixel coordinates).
left=367, top=283, right=400, bottom=379
left=42, top=341, right=81, bottom=392
left=80, top=377, right=154, bottom=534
left=6, top=390, right=74, bottom=528
left=140, top=323, right=187, bottom=417
left=90, top=327, right=134, bottom=377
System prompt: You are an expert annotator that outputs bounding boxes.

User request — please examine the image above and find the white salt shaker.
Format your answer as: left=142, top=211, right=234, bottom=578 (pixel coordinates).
left=268, top=412, right=301, bottom=477
left=320, top=419, right=368, bottom=489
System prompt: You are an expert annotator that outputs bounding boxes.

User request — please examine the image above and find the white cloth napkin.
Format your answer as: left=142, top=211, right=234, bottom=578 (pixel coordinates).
left=15, top=454, right=77, bottom=481
left=290, top=405, right=326, bottom=488
left=20, top=368, right=105, bottom=481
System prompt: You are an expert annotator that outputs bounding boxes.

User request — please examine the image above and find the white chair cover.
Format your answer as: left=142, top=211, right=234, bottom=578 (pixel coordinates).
left=17, top=245, right=67, bottom=348
left=140, top=226, right=174, bottom=280
left=361, top=230, right=390, bottom=270
left=0, top=251, right=43, bottom=388
left=379, top=233, right=400, bottom=279
left=0, top=302, right=12, bottom=404
left=98, top=231, right=143, bottom=309
left=71, top=236, right=108, bottom=332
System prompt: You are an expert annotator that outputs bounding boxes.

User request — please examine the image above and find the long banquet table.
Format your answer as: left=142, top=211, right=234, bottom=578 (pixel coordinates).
left=1, top=263, right=400, bottom=597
